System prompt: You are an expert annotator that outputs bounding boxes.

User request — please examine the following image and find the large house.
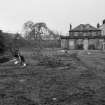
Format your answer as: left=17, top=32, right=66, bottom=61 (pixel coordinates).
left=61, top=23, right=105, bottom=50
left=100, top=19, right=105, bottom=36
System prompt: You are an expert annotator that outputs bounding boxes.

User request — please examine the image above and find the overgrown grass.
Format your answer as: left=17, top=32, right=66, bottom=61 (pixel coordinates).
left=1, top=49, right=105, bottom=105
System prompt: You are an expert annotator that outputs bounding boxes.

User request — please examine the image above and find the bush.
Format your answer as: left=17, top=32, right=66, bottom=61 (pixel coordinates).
left=76, top=44, right=83, bottom=50
left=88, top=44, right=95, bottom=50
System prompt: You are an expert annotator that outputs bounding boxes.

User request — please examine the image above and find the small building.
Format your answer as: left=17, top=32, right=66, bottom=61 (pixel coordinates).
left=61, top=24, right=105, bottom=50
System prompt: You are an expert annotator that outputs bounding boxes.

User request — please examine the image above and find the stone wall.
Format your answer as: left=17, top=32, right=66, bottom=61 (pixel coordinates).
left=61, top=38, right=104, bottom=50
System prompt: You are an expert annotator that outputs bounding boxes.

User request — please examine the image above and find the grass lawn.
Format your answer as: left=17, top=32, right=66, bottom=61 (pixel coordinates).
left=1, top=49, right=105, bottom=105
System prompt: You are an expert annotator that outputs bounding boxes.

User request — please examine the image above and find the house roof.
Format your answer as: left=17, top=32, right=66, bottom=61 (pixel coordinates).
left=70, top=24, right=101, bottom=32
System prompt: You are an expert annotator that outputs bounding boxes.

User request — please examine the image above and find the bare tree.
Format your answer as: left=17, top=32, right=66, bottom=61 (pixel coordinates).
left=22, top=21, right=34, bottom=39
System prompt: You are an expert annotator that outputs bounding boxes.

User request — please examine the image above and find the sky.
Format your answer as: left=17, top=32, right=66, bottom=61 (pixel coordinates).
left=0, top=0, right=105, bottom=34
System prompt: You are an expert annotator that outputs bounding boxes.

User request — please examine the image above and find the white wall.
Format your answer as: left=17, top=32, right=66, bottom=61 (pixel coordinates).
left=69, top=39, right=75, bottom=49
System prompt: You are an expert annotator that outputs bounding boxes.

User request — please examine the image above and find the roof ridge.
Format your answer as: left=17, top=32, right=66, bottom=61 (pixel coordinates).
left=71, top=24, right=99, bottom=31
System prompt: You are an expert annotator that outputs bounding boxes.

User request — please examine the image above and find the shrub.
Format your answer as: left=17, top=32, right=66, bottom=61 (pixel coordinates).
left=88, top=44, right=95, bottom=50
left=76, top=44, right=83, bottom=50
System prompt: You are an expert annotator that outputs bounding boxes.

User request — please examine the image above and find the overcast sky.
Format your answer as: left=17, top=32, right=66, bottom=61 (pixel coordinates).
left=0, top=0, right=105, bottom=34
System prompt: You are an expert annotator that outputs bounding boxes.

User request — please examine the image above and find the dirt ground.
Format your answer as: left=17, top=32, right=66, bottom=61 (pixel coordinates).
left=1, top=49, right=105, bottom=105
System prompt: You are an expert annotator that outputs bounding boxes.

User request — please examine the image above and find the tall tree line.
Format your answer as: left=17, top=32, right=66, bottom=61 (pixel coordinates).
left=0, top=30, right=6, bottom=54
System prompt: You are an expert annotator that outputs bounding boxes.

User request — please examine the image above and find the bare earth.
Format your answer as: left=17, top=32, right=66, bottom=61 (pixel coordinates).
left=1, top=49, right=105, bottom=105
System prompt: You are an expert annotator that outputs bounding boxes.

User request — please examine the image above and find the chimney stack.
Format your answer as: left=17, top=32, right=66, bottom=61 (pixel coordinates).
left=70, top=24, right=72, bottom=31
left=97, top=23, right=100, bottom=28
